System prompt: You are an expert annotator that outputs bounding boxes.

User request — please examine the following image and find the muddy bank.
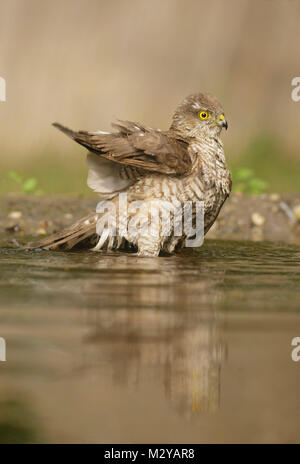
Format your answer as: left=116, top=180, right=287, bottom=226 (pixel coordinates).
left=1, top=193, right=300, bottom=246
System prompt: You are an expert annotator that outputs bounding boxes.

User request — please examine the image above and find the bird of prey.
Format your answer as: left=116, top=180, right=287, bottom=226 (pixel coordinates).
left=29, top=93, right=231, bottom=257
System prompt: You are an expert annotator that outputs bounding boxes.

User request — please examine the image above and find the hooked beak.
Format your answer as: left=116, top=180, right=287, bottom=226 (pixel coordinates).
left=217, top=114, right=228, bottom=130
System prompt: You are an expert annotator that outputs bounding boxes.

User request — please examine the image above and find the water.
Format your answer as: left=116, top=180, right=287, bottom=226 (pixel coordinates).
left=0, top=239, right=300, bottom=443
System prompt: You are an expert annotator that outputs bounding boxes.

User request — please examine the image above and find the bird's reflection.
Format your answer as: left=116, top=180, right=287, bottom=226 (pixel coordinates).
left=82, top=253, right=226, bottom=417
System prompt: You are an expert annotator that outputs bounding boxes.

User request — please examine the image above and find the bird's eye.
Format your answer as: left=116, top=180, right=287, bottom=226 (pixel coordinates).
left=198, top=111, right=210, bottom=120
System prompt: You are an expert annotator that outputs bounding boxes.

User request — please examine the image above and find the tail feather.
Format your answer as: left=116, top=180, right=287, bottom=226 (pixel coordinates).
left=26, top=213, right=99, bottom=250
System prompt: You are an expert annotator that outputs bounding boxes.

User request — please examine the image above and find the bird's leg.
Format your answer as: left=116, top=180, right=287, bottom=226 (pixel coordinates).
left=136, top=235, right=161, bottom=257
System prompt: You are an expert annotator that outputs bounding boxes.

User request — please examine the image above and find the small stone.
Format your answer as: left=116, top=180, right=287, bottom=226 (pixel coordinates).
left=251, top=212, right=266, bottom=227
left=8, top=211, right=22, bottom=219
left=270, top=193, right=280, bottom=202
left=5, top=224, right=21, bottom=233
left=64, top=213, right=73, bottom=220
left=293, top=205, right=300, bottom=221
left=35, top=228, right=46, bottom=235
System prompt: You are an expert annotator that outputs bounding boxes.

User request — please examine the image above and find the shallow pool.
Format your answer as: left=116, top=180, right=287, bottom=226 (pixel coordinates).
left=0, top=239, right=300, bottom=443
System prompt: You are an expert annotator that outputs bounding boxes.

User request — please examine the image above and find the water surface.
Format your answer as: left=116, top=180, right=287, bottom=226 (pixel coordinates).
left=0, top=239, right=300, bottom=443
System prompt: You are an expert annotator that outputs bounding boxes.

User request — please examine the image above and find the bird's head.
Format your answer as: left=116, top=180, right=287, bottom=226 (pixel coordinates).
left=170, top=92, right=228, bottom=139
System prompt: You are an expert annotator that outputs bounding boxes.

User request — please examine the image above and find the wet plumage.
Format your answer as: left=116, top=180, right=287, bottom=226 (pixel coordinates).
left=29, top=92, right=231, bottom=256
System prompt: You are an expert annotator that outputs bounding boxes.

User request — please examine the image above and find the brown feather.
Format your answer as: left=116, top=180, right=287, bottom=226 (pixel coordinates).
left=53, top=121, right=193, bottom=176
left=26, top=213, right=98, bottom=250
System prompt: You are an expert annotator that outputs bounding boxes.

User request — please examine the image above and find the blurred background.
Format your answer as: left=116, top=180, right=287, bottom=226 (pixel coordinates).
left=0, top=0, right=299, bottom=195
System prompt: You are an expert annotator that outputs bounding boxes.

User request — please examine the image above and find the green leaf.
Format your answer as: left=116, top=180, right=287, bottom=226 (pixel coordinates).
left=23, top=177, right=37, bottom=193
left=248, top=178, right=268, bottom=194
left=8, top=171, right=23, bottom=184
left=233, top=168, right=254, bottom=181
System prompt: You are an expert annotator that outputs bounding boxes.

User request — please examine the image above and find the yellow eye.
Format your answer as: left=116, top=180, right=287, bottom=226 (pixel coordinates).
left=198, top=111, right=210, bottom=120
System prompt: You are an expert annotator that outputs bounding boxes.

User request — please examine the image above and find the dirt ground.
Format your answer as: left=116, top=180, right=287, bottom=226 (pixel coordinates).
left=1, top=193, right=300, bottom=246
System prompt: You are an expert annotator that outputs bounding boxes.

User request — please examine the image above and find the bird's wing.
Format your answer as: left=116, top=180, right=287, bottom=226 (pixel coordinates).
left=53, top=121, right=192, bottom=176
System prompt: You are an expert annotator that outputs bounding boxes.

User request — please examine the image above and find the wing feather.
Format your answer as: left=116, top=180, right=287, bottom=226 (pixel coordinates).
left=53, top=121, right=193, bottom=176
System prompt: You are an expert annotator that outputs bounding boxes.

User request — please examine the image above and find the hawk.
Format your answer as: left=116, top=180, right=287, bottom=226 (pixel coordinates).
left=29, top=93, right=231, bottom=257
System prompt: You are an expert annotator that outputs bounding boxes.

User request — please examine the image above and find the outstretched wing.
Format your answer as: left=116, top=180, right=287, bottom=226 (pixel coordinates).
left=53, top=121, right=192, bottom=176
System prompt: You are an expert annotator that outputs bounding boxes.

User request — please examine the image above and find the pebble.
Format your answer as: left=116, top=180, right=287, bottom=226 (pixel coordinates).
left=6, top=224, right=21, bottom=233
left=270, top=193, right=280, bottom=202
left=8, top=211, right=22, bottom=219
left=293, top=205, right=300, bottom=221
left=35, top=228, right=47, bottom=235
left=251, top=212, right=266, bottom=227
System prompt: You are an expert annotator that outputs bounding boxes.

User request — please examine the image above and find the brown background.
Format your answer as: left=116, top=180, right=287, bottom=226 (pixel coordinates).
left=0, top=0, right=299, bottom=193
